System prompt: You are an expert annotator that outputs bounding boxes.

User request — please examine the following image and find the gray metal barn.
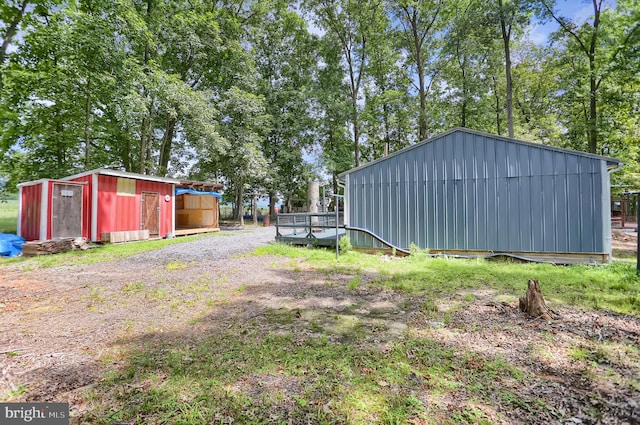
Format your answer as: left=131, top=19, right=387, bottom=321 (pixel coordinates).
left=338, top=128, right=621, bottom=263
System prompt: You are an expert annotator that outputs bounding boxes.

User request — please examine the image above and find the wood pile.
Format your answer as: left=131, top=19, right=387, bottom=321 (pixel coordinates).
left=22, top=237, right=89, bottom=256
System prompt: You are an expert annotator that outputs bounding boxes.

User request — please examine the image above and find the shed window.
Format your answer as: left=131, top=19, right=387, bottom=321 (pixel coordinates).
left=116, top=178, right=136, bottom=197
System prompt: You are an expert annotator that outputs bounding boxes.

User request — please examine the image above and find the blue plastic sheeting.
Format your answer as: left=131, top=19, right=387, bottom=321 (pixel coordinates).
left=0, top=233, right=25, bottom=257
left=175, top=188, right=222, bottom=198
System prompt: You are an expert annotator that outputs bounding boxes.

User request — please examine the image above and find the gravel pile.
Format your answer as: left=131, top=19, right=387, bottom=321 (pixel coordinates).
left=121, top=226, right=278, bottom=266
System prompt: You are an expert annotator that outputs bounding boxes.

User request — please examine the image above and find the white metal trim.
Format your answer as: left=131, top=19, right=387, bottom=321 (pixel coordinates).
left=17, top=186, right=23, bottom=237
left=343, top=175, right=349, bottom=226
left=40, top=181, right=49, bottom=240
left=91, top=173, right=98, bottom=241
left=171, top=184, right=175, bottom=236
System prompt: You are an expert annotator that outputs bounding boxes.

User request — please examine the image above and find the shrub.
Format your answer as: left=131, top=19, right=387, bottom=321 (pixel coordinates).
left=339, top=235, right=352, bottom=253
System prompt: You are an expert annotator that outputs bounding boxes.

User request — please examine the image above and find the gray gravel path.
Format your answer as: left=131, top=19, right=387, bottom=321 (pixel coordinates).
left=122, top=226, right=277, bottom=266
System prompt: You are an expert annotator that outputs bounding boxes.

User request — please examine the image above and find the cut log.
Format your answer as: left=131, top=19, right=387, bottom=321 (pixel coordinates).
left=519, top=279, right=558, bottom=320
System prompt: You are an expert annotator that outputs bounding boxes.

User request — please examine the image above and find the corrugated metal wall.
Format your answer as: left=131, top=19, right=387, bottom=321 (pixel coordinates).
left=346, top=130, right=611, bottom=254
left=20, top=183, right=42, bottom=241
left=96, top=175, right=174, bottom=239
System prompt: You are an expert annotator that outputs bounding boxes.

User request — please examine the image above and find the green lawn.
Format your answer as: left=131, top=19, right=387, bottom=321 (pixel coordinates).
left=0, top=199, right=18, bottom=234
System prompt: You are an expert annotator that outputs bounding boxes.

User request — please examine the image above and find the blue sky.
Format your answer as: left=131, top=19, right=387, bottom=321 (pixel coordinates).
left=528, top=0, right=600, bottom=45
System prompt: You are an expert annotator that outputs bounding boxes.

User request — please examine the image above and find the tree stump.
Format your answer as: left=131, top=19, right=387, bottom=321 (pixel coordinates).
left=519, top=279, right=557, bottom=320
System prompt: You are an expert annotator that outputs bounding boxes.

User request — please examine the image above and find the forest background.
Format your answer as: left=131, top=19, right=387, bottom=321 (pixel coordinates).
left=0, top=0, right=638, bottom=218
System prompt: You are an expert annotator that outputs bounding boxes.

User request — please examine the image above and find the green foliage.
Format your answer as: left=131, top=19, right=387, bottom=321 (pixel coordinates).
left=339, top=235, right=352, bottom=253
left=0, top=0, right=637, bottom=198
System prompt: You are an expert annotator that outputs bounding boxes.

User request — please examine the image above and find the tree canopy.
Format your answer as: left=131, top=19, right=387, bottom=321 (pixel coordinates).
left=1, top=0, right=638, bottom=206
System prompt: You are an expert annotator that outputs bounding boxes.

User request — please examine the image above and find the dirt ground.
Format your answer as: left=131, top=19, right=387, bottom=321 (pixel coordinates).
left=1, top=232, right=639, bottom=424
left=612, top=228, right=638, bottom=258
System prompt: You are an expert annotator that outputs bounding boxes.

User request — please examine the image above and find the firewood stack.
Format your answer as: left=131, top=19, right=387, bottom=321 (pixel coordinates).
left=22, top=237, right=89, bottom=256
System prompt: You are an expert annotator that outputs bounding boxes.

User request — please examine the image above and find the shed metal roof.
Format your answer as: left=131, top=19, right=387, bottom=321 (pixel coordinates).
left=62, top=168, right=181, bottom=184
left=339, top=127, right=621, bottom=177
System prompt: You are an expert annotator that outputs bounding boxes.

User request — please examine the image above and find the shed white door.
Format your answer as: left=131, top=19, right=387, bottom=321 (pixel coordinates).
left=51, top=183, right=83, bottom=238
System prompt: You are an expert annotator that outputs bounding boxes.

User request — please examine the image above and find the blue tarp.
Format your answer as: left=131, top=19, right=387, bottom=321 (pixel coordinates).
left=175, top=188, right=222, bottom=198
left=0, top=233, right=25, bottom=258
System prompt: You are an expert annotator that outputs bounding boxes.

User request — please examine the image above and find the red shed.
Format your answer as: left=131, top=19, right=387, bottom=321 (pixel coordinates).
left=18, top=169, right=180, bottom=242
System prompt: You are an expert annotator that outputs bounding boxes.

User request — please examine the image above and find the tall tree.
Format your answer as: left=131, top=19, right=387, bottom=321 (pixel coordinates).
left=541, top=0, right=639, bottom=153
left=252, top=0, right=317, bottom=219
left=392, top=0, right=444, bottom=141
left=306, top=0, right=384, bottom=167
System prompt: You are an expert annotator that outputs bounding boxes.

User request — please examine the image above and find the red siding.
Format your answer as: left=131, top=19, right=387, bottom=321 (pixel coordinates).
left=96, top=175, right=174, bottom=240
left=136, top=179, right=174, bottom=237
left=20, top=183, right=42, bottom=241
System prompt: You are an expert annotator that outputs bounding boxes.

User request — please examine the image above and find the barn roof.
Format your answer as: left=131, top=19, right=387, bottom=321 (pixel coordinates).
left=339, top=127, right=621, bottom=177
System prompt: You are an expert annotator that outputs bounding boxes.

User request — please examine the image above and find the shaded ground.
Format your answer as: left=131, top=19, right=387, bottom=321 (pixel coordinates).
left=612, top=229, right=638, bottom=259
left=0, top=229, right=639, bottom=424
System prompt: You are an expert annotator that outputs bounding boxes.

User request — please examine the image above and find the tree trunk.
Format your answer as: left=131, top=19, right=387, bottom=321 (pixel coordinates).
left=492, top=75, right=502, bottom=135
left=0, top=0, right=28, bottom=67
left=252, top=193, right=258, bottom=226
left=498, top=0, right=514, bottom=138
left=268, top=191, right=276, bottom=221
left=158, top=115, right=176, bottom=176
left=235, top=185, right=244, bottom=226
left=84, top=78, right=92, bottom=167
left=519, top=279, right=557, bottom=320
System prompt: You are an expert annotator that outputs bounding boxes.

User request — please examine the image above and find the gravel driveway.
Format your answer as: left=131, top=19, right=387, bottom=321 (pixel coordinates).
left=122, top=226, right=278, bottom=265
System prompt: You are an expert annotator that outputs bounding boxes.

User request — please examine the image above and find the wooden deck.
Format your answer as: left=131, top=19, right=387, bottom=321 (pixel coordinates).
left=174, top=227, right=220, bottom=237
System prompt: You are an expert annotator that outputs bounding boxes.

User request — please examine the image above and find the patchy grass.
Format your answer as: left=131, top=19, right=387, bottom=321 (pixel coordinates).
left=74, top=243, right=640, bottom=424
left=0, top=199, right=18, bottom=234
left=0, top=233, right=217, bottom=269
left=255, top=244, right=640, bottom=316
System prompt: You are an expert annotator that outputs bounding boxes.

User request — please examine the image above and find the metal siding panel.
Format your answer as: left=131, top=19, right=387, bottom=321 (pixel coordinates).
left=459, top=180, right=467, bottom=249
left=495, top=174, right=508, bottom=250
left=507, top=178, right=520, bottom=250
left=579, top=173, right=596, bottom=252
left=566, top=154, right=579, bottom=175
left=486, top=173, right=498, bottom=250
left=435, top=180, right=445, bottom=248
left=554, top=173, right=569, bottom=251
left=20, top=183, right=42, bottom=241
left=434, top=138, right=445, bottom=181
left=495, top=140, right=508, bottom=178
left=97, top=175, right=119, bottom=235
left=592, top=170, right=604, bottom=252
left=519, top=177, right=532, bottom=251
left=530, top=175, right=544, bottom=251
left=542, top=175, right=556, bottom=251
left=566, top=174, right=582, bottom=252
left=507, top=142, right=519, bottom=177
left=443, top=180, right=452, bottom=248
left=599, top=161, right=610, bottom=254
left=530, top=148, right=542, bottom=176
left=476, top=178, right=487, bottom=250
left=518, top=144, right=530, bottom=177
left=542, top=150, right=555, bottom=175
left=555, top=153, right=567, bottom=176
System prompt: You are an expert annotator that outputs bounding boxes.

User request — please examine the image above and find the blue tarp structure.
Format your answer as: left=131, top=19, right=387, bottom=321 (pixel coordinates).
left=175, top=188, right=222, bottom=198
left=0, top=233, right=25, bottom=257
